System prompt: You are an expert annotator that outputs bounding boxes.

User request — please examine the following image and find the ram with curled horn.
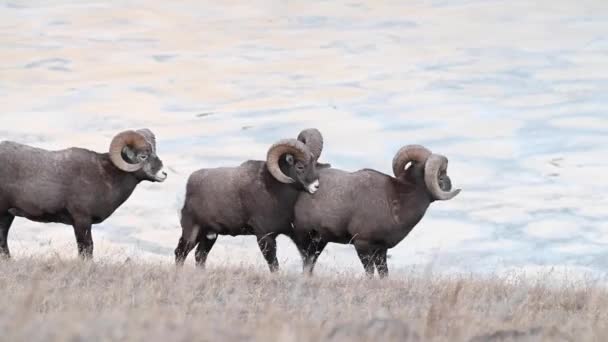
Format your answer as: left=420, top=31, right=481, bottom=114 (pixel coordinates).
left=293, top=145, right=460, bottom=278
left=175, top=129, right=330, bottom=272
left=0, top=129, right=167, bottom=259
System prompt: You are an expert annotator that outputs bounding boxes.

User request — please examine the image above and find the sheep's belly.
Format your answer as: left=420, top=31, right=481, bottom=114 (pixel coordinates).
left=8, top=208, right=73, bottom=225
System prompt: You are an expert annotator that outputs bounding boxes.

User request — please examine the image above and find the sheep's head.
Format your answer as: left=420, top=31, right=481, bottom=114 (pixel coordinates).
left=266, top=139, right=321, bottom=194
left=392, top=145, right=460, bottom=201
left=109, top=129, right=167, bottom=182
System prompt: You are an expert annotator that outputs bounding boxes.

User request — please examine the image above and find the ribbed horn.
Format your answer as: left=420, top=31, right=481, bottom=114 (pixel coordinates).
left=392, top=145, right=432, bottom=178
left=266, top=139, right=311, bottom=184
left=297, top=128, right=324, bottom=161
left=424, top=154, right=461, bottom=201
left=109, top=130, right=148, bottom=172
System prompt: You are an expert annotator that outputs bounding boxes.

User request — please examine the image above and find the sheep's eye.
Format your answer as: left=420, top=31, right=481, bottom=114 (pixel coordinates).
left=296, top=165, right=305, bottom=171
left=139, top=154, right=149, bottom=161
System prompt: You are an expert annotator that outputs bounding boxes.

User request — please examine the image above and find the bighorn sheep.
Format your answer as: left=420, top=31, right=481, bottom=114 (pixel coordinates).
left=175, top=129, right=328, bottom=272
left=0, top=129, right=167, bottom=259
left=293, top=145, right=460, bottom=278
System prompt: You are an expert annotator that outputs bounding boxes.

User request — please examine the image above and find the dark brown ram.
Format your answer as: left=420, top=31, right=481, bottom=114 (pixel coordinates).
left=293, top=145, right=460, bottom=278
left=0, top=129, right=166, bottom=259
left=175, top=129, right=328, bottom=272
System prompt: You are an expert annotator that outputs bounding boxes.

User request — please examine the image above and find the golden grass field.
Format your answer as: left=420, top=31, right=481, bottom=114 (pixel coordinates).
left=1, top=257, right=605, bottom=342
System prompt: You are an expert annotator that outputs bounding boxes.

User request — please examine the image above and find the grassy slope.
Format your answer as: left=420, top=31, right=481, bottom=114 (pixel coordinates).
left=0, top=257, right=606, bottom=342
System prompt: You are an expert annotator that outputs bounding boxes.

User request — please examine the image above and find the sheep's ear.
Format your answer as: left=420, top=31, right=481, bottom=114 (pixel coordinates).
left=317, top=162, right=331, bottom=169
left=285, top=154, right=295, bottom=165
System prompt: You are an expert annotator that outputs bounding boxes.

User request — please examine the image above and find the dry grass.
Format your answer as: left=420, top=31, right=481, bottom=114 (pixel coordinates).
left=0, top=257, right=606, bottom=342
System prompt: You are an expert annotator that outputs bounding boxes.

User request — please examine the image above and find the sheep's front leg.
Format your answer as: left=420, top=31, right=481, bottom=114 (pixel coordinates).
left=73, top=219, right=93, bottom=260
left=257, top=234, right=279, bottom=273
left=355, top=242, right=376, bottom=278
left=299, top=236, right=327, bottom=276
left=373, top=249, right=389, bottom=279
left=0, top=213, right=15, bottom=258
left=175, top=237, right=198, bottom=266
left=306, top=240, right=326, bottom=275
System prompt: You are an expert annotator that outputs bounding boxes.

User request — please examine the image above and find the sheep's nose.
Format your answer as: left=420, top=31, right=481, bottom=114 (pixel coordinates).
left=308, top=180, right=320, bottom=194
left=155, top=170, right=168, bottom=182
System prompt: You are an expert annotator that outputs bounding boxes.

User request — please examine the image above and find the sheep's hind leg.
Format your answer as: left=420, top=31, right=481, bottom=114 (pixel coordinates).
left=0, top=213, right=15, bottom=259
left=175, top=236, right=198, bottom=266
left=257, top=234, right=279, bottom=273
left=175, top=214, right=201, bottom=266
left=195, top=233, right=217, bottom=268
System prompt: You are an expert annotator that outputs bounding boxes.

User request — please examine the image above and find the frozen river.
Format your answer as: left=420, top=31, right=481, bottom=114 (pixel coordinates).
left=1, top=0, right=607, bottom=276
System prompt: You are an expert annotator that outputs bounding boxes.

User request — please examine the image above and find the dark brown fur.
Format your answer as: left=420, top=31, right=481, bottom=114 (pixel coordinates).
left=0, top=135, right=165, bottom=259
left=175, top=156, right=326, bottom=272
left=293, top=162, right=453, bottom=278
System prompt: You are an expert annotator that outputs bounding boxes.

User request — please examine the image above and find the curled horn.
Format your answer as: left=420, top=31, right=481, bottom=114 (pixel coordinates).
left=424, top=154, right=461, bottom=201
left=266, top=139, right=311, bottom=184
left=109, top=130, right=148, bottom=172
left=136, top=128, right=156, bottom=153
left=297, top=128, right=324, bottom=161
left=392, top=145, right=432, bottom=178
